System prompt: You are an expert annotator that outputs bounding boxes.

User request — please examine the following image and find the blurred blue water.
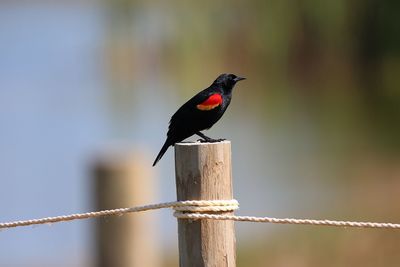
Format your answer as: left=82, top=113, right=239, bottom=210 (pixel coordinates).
left=0, top=3, right=107, bottom=266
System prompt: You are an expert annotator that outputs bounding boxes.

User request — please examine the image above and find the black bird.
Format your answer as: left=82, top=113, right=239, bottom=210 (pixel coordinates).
left=153, top=73, right=245, bottom=166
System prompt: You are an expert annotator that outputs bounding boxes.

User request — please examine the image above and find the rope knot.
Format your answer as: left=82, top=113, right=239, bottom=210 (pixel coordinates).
left=173, top=199, right=239, bottom=220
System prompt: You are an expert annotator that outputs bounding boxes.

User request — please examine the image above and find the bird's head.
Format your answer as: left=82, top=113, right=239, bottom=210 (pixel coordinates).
left=213, top=73, right=246, bottom=89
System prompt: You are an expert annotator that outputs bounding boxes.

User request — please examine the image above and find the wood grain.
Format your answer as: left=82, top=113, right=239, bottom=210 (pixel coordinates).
left=175, top=141, right=236, bottom=267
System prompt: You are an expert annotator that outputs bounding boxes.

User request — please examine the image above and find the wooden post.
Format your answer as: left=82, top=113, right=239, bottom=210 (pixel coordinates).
left=175, top=141, right=236, bottom=267
left=93, top=152, right=160, bottom=267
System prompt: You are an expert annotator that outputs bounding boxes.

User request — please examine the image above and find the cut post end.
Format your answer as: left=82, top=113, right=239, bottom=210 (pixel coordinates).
left=175, top=140, right=231, bottom=146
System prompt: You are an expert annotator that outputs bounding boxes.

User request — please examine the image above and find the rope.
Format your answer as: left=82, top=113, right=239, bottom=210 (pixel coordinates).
left=0, top=200, right=238, bottom=229
left=173, top=213, right=400, bottom=229
left=1, top=199, right=399, bottom=230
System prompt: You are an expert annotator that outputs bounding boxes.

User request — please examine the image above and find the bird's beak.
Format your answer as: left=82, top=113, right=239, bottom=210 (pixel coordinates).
left=234, top=76, right=246, bottom=82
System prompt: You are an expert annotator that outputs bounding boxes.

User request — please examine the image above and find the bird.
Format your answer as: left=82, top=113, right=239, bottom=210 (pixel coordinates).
left=152, top=73, right=245, bottom=166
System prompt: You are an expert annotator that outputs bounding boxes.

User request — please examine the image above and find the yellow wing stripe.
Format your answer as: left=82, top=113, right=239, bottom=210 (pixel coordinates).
left=197, top=103, right=220, bottom=110
left=196, top=93, right=222, bottom=111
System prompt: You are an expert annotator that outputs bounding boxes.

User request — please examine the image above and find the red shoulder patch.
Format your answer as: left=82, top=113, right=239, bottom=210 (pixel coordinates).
left=197, top=94, right=223, bottom=111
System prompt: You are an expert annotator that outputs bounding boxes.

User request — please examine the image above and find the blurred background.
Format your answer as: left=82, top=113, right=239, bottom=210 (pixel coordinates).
left=1, top=0, right=399, bottom=266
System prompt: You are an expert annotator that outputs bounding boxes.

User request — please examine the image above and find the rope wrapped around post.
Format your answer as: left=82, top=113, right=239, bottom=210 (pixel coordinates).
left=2, top=199, right=400, bottom=230
left=173, top=199, right=239, bottom=215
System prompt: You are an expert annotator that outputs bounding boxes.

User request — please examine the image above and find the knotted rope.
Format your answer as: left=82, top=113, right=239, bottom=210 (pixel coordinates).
left=1, top=199, right=400, bottom=230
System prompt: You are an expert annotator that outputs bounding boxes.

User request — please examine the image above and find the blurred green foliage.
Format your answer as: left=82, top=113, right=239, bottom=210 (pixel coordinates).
left=104, top=0, right=400, bottom=150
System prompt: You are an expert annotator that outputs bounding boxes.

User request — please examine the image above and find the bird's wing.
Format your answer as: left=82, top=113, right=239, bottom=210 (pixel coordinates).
left=171, top=90, right=222, bottom=119
left=168, top=89, right=222, bottom=131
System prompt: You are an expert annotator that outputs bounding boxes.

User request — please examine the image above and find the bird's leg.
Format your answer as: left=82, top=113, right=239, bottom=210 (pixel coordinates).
left=196, top=132, right=226, bottom=143
left=196, top=132, right=213, bottom=142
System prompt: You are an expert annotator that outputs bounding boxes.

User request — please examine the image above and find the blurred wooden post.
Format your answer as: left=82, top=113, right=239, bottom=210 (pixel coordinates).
left=93, top=152, right=160, bottom=267
left=175, top=141, right=236, bottom=267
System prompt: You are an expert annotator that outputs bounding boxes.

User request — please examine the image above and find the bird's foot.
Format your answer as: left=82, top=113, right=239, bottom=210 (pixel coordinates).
left=197, top=138, right=226, bottom=143
left=196, top=132, right=225, bottom=143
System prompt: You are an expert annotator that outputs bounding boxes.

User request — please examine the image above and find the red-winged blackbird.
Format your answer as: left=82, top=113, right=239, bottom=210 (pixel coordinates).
left=153, top=73, right=245, bottom=166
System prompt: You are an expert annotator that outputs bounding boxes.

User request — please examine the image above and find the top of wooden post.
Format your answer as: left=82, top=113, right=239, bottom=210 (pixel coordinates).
left=175, top=140, right=231, bottom=146
left=174, top=140, right=233, bottom=201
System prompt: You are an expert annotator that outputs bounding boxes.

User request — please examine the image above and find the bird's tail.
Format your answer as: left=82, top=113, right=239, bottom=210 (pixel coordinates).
left=152, top=139, right=171, bottom=166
